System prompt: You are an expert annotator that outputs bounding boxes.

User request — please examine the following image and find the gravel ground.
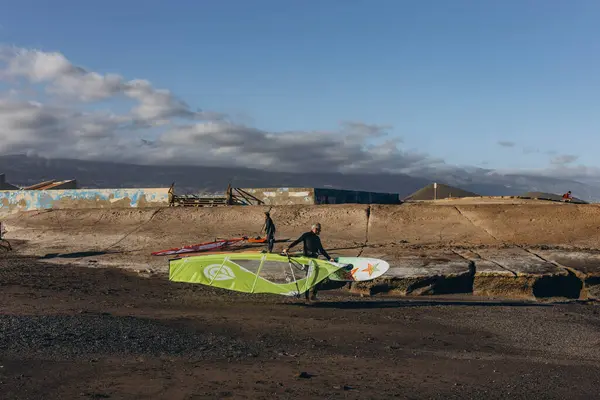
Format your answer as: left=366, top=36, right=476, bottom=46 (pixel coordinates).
left=1, top=255, right=600, bottom=399
left=0, top=314, right=258, bottom=360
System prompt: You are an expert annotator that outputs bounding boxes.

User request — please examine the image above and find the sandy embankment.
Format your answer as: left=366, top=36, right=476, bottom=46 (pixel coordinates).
left=3, top=202, right=600, bottom=301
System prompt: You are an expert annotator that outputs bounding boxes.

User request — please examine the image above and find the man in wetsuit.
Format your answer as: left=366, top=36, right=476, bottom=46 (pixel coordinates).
left=261, top=211, right=276, bottom=253
left=283, top=222, right=333, bottom=302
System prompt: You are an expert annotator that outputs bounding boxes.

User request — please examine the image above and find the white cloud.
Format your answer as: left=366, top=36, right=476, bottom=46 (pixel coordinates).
left=2, top=45, right=593, bottom=184
left=490, top=163, right=600, bottom=182
left=550, top=154, right=579, bottom=165
left=522, top=147, right=539, bottom=154
left=154, top=121, right=435, bottom=173
left=497, top=140, right=516, bottom=148
left=0, top=45, right=444, bottom=174
left=0, top=47, right=76, bottom=82
left=0, top=46, right=220, bottom=121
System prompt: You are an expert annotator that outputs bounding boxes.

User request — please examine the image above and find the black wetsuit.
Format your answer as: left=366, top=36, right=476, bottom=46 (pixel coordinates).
left=287, top=231, right=331, bottom=300
left=264, top=216, right=276, bottom=252
left=287, top=231, right=331, bottom=259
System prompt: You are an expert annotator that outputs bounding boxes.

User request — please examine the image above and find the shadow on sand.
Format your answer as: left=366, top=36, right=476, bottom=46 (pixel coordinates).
left=39, top=238, right=293, bottom=260
left=40, top=251, right=118, bottom=259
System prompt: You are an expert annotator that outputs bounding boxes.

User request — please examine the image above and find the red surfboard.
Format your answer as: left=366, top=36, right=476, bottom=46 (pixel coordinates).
left=151, top=236, right=266, bottom=256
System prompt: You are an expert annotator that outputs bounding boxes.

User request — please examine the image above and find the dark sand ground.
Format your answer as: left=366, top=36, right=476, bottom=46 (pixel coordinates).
left=1, top=255, right=599, bottom=399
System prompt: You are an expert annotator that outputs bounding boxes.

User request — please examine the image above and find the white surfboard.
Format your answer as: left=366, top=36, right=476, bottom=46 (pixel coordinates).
left=329, top=257, right=389, bottom=282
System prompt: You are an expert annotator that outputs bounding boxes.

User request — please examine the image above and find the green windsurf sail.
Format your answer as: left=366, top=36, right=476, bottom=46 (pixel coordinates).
left=168, top=252, right=345, bottom=296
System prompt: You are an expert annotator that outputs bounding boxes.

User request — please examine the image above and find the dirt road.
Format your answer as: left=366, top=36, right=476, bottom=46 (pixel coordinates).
left=1, top=255, right=599, bottom=399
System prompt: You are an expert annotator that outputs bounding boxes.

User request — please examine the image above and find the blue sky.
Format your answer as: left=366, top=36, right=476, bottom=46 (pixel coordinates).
left=1, top=0, right=600, bottom=172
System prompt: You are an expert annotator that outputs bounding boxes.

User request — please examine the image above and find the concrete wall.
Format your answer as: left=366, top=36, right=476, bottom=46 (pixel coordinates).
left=238, top=187, right=316, bottom=205
left=314, top=188, right=400, bottom=205
left=0, top=188, right=170, bottom=215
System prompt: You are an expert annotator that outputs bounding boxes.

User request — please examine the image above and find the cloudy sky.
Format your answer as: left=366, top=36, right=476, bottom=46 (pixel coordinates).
left=1, top=1, right=600, bottom=178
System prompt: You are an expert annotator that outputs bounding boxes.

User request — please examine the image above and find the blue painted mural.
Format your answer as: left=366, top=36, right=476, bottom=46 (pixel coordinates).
left=0, top=188, right=170, bottom=214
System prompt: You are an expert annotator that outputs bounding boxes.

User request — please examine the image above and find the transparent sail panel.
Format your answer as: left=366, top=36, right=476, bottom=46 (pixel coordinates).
left=232, top=259, right=261, bottom=275
left=258, top=260, right=306, bottom=284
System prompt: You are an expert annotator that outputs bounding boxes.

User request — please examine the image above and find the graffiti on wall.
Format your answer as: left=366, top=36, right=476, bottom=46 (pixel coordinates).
left=0, top=188, right=170, bottom=214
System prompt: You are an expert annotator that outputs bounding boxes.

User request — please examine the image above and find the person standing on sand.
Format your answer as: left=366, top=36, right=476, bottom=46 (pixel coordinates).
left=261, top=211, right=276, bottom=253
left=283, top=222, right=333, bottom=303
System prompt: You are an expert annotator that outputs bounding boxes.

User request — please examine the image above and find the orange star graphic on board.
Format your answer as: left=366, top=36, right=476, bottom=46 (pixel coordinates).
left=350, top=267, right=359, bottom=277
left=362, top=263, right=380, bottom=276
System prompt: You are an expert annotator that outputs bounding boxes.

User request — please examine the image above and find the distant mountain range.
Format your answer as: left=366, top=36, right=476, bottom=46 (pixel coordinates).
left=1, top=154, right=598, bottom=202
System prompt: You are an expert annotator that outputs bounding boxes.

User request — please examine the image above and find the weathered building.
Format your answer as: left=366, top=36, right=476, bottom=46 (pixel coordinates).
left=313, top=188, right=400, bottom=205
left=236, top=187, right=400, bottom=206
